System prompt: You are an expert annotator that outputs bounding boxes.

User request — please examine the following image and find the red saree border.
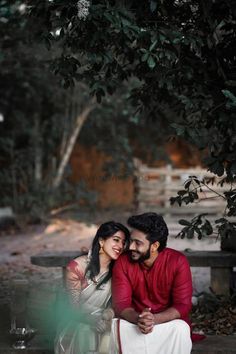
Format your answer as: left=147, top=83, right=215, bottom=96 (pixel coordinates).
left=117, top=319, right=123, bottom=354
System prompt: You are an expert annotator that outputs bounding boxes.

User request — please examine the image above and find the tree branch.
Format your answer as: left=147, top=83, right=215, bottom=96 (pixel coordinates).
left=52, top=99, right=96, bottom=189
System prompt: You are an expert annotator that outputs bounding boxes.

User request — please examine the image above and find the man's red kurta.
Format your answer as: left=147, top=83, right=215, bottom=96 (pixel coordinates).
left=112, top=247, right=193, bottom=325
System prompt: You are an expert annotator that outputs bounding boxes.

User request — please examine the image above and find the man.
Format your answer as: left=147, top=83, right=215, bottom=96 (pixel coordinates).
left=109, top=212, right=192, bottom=354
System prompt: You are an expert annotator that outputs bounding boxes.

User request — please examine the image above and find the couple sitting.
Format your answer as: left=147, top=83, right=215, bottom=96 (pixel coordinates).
left=54, top=212, right=193, bottom=354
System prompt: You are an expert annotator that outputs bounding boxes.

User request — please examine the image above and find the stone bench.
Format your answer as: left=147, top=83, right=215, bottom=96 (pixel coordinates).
left=31, top=250, right=236, bottom=295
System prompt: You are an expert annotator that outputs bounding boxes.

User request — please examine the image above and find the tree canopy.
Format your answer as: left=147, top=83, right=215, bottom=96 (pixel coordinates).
left=1, top=0, right=236, bottom=229
left=29, top=0, right=236, bottom=180
left=0, top=1, right=173, bottom=218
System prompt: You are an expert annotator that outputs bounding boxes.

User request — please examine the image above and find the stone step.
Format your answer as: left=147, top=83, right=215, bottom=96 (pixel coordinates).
left=192, top=335, right=236, bottom=353
left=1, top=334, right=236, bottom=354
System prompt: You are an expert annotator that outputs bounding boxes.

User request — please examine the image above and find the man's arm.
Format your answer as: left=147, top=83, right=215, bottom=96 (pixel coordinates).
left=151, top=256, right=192, bottom=324
left=140, top=254, right=192, bottom=330
left=171, top=255, right=193, bottom=319
left=137, top=306, right=180, bottom=334
left=112, top=256, right=153, bottom=332
left=120, top=308, right=140, bottom=324
left=152, top=255, right=192, bottom=325
left=153, top=307, right=180, bottom=324
left=112, top=255, right=136, bottom=320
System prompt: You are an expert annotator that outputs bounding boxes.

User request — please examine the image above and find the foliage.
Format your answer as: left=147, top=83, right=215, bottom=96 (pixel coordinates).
left=0, top=1, right=98, bottom=219
left=170, top=175, right=236, bottom=241
left=79, top=78, right=172, bottom=176
left=0, top=1, right=172, bottom=219
left=28, top=0, right=236, bottom=180
left=27, top=0, right=236, bottom=236
left=2, top=0, right=236, bottom=226
left=191, top=292, right=236, bottom=335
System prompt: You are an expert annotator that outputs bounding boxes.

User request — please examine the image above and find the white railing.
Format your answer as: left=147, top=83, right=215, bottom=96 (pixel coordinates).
left=134, top=159, right=228, bottom=216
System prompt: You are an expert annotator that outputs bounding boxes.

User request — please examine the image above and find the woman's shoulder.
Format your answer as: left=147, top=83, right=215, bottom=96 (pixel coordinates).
left=74, top=254, right=88, bottom=266
left=67, top=255, right=88, bottom=275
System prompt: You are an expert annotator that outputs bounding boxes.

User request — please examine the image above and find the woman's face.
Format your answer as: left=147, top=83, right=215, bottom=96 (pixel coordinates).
left=102, top=230, right=127, bottom=260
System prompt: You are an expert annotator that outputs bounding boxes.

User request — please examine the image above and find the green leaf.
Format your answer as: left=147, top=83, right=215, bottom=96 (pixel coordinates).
left=222, top=89, right=236, bottom=109
left=203, top=220, right=213, bottom=235
left=208, top=161, right=225, bottom=177
left=149, top=40, right=157, bottom=51
left=150, top=1, right=157, bottom=12
left=147, top=55, right=156, bottom=69
left=173, top=38, right=181, bottom=44
left=177, top=190, right=187, bottom=196
left=141, top=53, right=149, bottom=62
left=222, top=90, right=236, bottom=104
left=179, top=219, right=191, bottom=226
left=171, top=123, right=185, bottom=136
left=215, top=218, right=227, bottom=224
left=187, top=228, right=194, bottom=239
left=121, top=17, right=131, bottom=27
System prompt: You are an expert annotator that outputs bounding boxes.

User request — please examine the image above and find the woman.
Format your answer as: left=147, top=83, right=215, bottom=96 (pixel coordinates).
left=54, top=221, right=130, bottom=354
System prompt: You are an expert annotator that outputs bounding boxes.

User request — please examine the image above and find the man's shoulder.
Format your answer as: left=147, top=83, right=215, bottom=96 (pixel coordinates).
left=163, top=247, right=188, bottom=263
left=114, top=252, right=133, bottom=270
left=164, top=247, right=184, bottom=255
left=116, top=252, right=131, bottom=264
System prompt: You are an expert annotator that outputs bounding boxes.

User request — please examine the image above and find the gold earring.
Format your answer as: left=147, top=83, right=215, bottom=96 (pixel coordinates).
left=99, top=242, right=104, bottom=254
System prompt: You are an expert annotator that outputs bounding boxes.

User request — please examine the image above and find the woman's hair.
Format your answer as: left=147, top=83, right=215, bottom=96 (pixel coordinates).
left=127, top=212, right=168, bottom=252
left=86, top=221, right=130, bottom=288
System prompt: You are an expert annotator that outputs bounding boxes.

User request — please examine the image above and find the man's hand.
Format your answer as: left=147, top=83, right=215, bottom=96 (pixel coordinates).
left=137, top=308, right=155, bottom=334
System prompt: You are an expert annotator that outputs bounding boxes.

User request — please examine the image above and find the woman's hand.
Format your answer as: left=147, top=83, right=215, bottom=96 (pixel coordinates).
left=102, top=308, right=115, bottom=321
left=95, top=309, right=114, bottom=333
left=96, top=318, right=108, bottom=333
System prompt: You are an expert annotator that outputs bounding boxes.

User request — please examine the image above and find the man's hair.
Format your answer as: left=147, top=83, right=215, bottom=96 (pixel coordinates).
left=127, top=212, right=168, bottom=252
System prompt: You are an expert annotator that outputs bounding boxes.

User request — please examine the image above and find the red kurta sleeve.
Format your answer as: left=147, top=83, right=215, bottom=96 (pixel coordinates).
left=112, top=255, right=133, bottom=316
left=171, top=255, right=193, bottom=319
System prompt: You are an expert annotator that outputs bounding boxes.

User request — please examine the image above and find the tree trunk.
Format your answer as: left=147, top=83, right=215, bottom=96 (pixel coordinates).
left=52, top=103, right=95, bottom=189
left=34, top=114, right=42, bottom=183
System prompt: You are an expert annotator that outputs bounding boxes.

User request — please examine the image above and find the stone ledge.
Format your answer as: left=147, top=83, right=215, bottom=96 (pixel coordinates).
left=1, top=334, right=236, bottom=353
left=192, top=335, right=236, bottom=353
left=31, top=250, right=236, bottom=268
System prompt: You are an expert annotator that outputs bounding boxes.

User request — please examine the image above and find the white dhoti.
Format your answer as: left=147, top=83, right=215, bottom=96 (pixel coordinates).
left=109, top=318, right=192, bottom=354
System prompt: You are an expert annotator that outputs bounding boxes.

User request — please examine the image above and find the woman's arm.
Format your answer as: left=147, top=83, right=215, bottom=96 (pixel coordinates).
left=66, top=257, right=86, bottom=306
left=66, top=256, right=107, bottom=329
left=66, top=257, right=95, bottom=324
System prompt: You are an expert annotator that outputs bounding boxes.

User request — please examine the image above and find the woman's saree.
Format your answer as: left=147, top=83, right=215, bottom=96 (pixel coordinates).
left=54, top=271, right=111, bottom=354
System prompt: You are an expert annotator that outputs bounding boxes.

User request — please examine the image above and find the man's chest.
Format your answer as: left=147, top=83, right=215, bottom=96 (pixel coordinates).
left=127, top=265, right=175, bottom=297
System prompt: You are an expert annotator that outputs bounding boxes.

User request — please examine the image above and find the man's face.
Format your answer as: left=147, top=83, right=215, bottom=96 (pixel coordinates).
left=129, top=229, right=151, bottom=263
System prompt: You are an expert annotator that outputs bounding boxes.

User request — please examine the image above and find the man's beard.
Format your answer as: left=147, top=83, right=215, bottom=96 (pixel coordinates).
left=129, top=246, right=151, bottom=263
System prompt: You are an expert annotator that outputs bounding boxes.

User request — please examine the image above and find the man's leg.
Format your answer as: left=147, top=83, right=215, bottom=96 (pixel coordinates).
left=109, top=318, right=192, bottom=354
left=164, top=319, right=192, bottom=354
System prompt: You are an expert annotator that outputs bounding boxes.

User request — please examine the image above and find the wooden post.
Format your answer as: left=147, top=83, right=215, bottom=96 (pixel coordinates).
left=164, top=164, right=172, bottom=216
left=62, top=267, right=67, bottom=286
left=211, top=267, right=232, bottom=295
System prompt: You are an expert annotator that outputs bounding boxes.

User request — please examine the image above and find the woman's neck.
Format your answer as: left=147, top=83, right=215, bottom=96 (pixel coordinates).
left=99, top=253, right=111, bottom=273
